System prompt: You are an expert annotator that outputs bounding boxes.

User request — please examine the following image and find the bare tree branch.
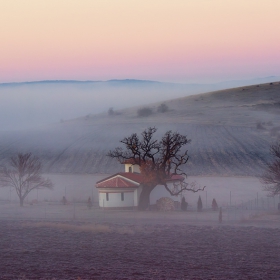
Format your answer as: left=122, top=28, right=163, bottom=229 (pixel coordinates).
left=108, top=127, right=203, bottom=210
left=261, top=142, right=280, bottom=196
left=0, top=153, right=53, bottom=206
left=165, top=181, right=206, bottom=196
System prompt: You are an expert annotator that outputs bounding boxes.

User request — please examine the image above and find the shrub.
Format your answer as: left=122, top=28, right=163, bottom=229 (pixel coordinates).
left=212, top=198, right=218, bottom=211
left=157, top=103, right=168, bottom=113
left=197, top=195, right=203, bottom=212
left=256, top=122, right=265, bottom=130
left=137, top=107, right=153, bottom=117
left=181, top=196, right=188, bottom=211
left=108, top=107, right=114, bottom=116
left=156, top=197, right=175, bottom=211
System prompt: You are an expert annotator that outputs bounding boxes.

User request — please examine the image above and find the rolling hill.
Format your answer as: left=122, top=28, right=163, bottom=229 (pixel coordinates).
left=1, top=76, right=279, bottom=130
left=0, top=81, right=279, bottom=176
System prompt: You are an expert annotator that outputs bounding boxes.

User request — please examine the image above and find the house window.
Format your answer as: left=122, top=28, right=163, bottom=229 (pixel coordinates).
left=121, top=192, right=124, bottom=201
left=128, top=166, right=132, bottom=173
left=106, top=193, right=109, bottom=201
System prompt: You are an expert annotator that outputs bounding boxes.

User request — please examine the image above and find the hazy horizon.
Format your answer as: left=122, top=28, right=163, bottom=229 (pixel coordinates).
left=0, top=76, right=279, bottom=131
left=1, top=0, right=279, bottom=131
left=1, top=1, right=280, bottom=84
left=1, top=2, right=280, bottom=279
left=1, top=75, right=280, bottom=85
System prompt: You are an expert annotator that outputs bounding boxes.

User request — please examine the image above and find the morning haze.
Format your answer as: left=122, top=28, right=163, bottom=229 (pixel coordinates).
left=0, top=76, right=279, bottom=130
left=0, top=82, right=280, bottom=279
left=1, top=0, right=280, bottom=278
left=1, top=79, right=280, bottom=278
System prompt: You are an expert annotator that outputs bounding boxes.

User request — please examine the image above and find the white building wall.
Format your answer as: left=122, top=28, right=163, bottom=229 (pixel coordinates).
left=124, top=164, right=140, bottom=173
left=134, top=186, right=142, bottom=207
left=99, top=190, right=135, bottom=208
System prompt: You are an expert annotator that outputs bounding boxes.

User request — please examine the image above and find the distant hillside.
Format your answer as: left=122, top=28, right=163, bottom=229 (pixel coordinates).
left=0, top=81, right=279, bottom=176
left=1, top=77, right=279, bottom=130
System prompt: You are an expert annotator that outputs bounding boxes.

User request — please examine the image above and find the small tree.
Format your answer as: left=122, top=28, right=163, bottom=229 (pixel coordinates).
left=197, top=195, right=203, bottom=212
left=256, top=122, right=265, bottom=130
left=261, top=142, right=280, bottom=196
left=108, top=127, right=205, bottom=210
left=157, top=103, right=168, bottom=113
left=181, top=196, right=188, bottom=211
left=108, top=107, right=114, bottom=116
left=0, top=153, right=53, bottom=206
left=137, top=107, right=153, bottom=117
left=212, top=198, right=218, bottom=211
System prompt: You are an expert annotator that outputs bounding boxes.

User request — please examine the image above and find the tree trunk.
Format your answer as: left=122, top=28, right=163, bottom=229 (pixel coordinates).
left=138, top=186, right=154, bottom=210
left=20, top=197, right=24, bottom=207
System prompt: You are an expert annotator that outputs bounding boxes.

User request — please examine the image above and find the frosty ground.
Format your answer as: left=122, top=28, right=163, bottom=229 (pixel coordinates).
left=1, top=174, right=280, bottom=279
left=0, top=201, right=280, bottom=279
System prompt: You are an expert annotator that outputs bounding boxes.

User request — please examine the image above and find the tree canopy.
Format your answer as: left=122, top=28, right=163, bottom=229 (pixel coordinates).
left=108, top=127, right=205, bottom=210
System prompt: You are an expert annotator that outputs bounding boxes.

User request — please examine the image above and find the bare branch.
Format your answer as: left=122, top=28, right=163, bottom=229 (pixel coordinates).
left=261, top=142, right=280, bottom=196
left=164, top=181, right=206, bottom=196
left=0, top=153, right=53, bottom=206
left=107, top=127, right=203, bottom=210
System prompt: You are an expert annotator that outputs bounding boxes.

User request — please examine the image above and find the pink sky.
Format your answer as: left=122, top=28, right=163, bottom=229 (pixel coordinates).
left=1, top=0, right=279, bottom=83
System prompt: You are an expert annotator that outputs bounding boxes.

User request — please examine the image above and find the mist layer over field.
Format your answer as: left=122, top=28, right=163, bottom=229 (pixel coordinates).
left=0, top=77, right=279, bottom=130
left=0, top=80, right=280, bottom=280
left=0, top=81, right=279, bottom=176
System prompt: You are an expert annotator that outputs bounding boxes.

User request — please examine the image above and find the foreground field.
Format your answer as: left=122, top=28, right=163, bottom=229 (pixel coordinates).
left=0, top=201, right=280, bottom=279
left=0, top=219, right=280, bottom=279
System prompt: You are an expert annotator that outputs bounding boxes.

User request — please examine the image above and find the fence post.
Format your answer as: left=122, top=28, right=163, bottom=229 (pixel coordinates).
left=219, top=207, right=222, bottom=223
left=267, top=197, right=269, bottom=210
left=234, top=201, right=236, bottom=220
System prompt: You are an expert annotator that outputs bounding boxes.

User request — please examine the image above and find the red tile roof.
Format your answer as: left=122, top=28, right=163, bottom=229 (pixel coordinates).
left=96, top=176, right=139, bottom=188
left=96, top=172, right=184, bottom=188
left=118, top=172, right=144, bottom=183
left=96, top=173, right=144, bottom=188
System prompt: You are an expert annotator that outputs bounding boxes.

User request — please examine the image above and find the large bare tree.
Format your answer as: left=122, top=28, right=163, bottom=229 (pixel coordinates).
left=0, top=153, right=53, bottom=206
left=261, top=142, right=280, bottom=196
left=108, top=127, right=205, bottom=210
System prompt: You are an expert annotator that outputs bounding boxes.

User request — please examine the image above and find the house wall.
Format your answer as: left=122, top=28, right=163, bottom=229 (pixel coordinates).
left=124, top=164, right=140, bottom=173
left=99, top=190, right=135, bottom=208
left=134, top=186, right=142, bottom=207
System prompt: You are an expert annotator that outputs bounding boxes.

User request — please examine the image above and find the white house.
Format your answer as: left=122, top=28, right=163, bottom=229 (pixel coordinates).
left=95, top=160, right=183, bottom=209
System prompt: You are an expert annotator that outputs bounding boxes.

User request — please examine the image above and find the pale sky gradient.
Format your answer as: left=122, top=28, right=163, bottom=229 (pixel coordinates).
left=1, top=0, right=279, bottom=83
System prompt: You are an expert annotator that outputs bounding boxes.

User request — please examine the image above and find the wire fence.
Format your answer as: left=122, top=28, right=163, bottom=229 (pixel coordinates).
left=0, top=191, right=279, bottom=224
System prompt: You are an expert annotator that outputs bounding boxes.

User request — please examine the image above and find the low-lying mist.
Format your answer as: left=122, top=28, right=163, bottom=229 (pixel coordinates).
left=0, top=81, right=192, bottom=130
left=1, top=77, right=279, bottom=131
